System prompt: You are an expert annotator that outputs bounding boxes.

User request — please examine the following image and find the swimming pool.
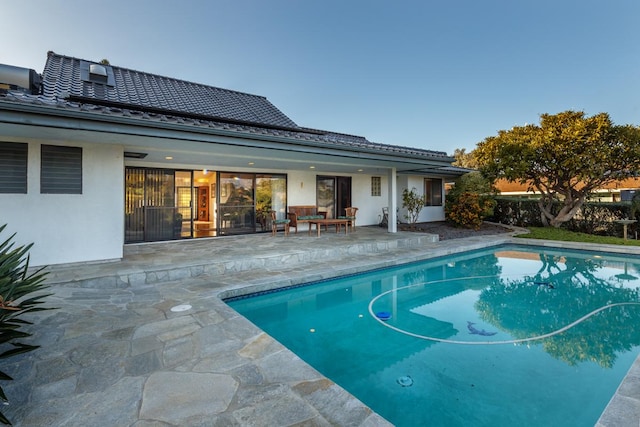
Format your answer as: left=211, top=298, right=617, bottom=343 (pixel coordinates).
left=226, top=245, right=640, bottom=426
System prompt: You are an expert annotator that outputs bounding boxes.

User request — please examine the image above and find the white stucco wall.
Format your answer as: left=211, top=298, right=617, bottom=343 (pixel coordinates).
left=0, top=142, right=124, bottom=267
left=397, top=175, right=446, bottom=223
left=286, top=171, right=447, bottom=226
left=351, top=174, right=388, bottom=226
left=287, top=170, right=318, bottom=206
left=286, top=171, right=390, bottom=227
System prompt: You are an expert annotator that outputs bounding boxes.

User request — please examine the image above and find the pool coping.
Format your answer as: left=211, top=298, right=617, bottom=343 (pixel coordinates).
left=216, top=236, right=640, bottom=426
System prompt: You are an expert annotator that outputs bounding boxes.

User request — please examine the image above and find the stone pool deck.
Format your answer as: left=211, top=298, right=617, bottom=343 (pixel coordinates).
left=3, top=226, right=639, bottom=426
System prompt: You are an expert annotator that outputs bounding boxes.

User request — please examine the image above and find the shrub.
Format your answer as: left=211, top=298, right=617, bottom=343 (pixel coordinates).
left=0, top=224, right=51, bottom=425
left=402, top=188, right=425, bottom=227
left=445, top=192, right=495, bottom=230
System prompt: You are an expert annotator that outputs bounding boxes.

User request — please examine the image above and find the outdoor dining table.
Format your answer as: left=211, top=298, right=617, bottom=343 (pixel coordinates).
left=308, top=218, right=350, bottom=237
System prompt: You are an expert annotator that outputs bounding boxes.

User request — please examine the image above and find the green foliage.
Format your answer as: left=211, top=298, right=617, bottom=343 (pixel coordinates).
left=445, top=172, right=497, bottom=229
left=447, top=171, right=496, bottom=198
left=631, top=191, right=640, bottom=220
left=452, top=148, right=478, bottom=169
left=475, top=110, right=640, bottom=227
left=401, top=188, right=425, bottom=226
left=0, top=224, right=52, bottom=425
left=489, top=197, right=637, bottom=238
left=446, top=192, right=495, bottom=230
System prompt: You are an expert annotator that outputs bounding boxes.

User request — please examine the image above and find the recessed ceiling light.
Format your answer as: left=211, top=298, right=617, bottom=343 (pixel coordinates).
left=309, top=166, right=315, bottom=169
left=165, top=156, right=173, bottom=160
left=248, top=162, right=255, bottom=166
left=357, top=169, right=363, bottom=172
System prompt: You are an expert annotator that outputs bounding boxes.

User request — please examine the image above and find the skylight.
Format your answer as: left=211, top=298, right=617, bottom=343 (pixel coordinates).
left=89, top=64, right=108, bottom=83
left=80, top=60, right=115, bottom=86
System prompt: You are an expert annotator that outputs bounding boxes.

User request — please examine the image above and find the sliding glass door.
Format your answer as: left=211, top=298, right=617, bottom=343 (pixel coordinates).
left=125, top=167, right=287, bottom=242
left=316, top=176, right=351, bottom=219
left=125, top=168, right=182, bottom=243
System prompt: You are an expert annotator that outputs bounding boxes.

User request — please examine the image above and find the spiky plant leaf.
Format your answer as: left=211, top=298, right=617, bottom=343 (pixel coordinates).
left=0, top=224, right=52, bottom=425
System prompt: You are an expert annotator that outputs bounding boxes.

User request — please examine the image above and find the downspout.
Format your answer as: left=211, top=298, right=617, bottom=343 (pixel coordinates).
left=388, top=167, right=397, bottom=233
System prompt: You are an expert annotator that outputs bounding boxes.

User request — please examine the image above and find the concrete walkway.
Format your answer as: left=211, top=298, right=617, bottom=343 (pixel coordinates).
left=3, top=227, right=639, bottom=426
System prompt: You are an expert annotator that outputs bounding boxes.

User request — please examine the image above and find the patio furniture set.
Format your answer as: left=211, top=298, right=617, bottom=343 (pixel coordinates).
left=271, top=206, right=358, bottom=237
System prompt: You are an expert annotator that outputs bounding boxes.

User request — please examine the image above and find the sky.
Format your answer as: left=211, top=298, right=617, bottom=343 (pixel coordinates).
left=2, top=0, right=639, bottom=155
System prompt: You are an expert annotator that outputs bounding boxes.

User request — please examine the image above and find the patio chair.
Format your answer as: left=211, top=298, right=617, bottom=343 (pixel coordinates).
left=339, top=207, right=358, bottom=231
left=271, top=210, right=290, bottom=236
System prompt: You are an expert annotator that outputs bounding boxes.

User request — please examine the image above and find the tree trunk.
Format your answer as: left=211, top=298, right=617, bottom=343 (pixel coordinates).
left=537, top=193, right=586, bottom=228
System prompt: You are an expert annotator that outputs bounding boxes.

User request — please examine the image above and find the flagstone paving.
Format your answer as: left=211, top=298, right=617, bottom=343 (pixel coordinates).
left=2, top=226, right=639, bottom=426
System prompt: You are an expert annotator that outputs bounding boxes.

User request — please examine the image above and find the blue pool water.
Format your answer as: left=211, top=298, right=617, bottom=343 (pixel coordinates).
left=227, top=245, right=640, bottom=426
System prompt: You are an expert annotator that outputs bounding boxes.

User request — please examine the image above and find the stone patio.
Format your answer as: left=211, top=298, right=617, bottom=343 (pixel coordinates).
left=2, top=226, right=639, bottom=426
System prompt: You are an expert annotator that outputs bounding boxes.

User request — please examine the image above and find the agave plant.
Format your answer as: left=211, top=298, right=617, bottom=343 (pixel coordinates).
left=0, top=224, right=51, bottom=425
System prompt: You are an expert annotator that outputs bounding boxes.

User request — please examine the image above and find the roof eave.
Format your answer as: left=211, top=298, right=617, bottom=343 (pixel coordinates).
left=0, top=96, right=454, bottom=168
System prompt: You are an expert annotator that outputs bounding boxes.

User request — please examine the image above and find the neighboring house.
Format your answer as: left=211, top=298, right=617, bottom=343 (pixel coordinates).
left=495, top=178, right=640, bottom=202
left=0, top=51, right=463, bottom=266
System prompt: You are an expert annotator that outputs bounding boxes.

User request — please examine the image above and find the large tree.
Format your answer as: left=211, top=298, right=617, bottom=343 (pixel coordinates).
left=452, top=148, right=478, bottom=169
left=474, top=110, right=640, bottom=227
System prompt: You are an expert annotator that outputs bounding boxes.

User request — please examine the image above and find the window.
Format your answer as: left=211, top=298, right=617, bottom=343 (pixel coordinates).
left=424, top=178, right=443, bottom=206
left=0, top=142, right=28, bottom=193
left=371, top=176, right=381, bottom=196
left=41, top=145, right=82, bottom=194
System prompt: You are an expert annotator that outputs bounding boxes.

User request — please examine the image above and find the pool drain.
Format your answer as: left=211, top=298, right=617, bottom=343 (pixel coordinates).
left=170, top=304, right=192, bottom=312
left=397, top=375, right=413, bottom=387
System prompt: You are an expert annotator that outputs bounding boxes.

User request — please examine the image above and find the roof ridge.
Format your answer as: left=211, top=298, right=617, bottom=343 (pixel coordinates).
left=46, top=51, right=270, bottom=100
left=299, top=126, right=367, bottom=139
left=300, top=125, right=448, bottom=157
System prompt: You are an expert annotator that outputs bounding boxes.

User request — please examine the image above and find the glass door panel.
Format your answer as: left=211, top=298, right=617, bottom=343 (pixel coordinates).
left=256, top=174, right=287, bottom=231
left=193, top=169, right=216, bottom=237
left=337, top=176, right=352, bottom=218
left=218, top=172, right=255, bottom=235
left=125, top=168, right=145, bottom=243
left=142, top=169, right=177, bottom=241
left=317, top=176, right=336, bottom=218
left=175, top=171, right=193, bottom=238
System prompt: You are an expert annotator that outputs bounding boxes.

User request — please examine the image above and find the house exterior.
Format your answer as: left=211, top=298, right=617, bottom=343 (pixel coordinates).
left=0, top=51, right=463, bottom=267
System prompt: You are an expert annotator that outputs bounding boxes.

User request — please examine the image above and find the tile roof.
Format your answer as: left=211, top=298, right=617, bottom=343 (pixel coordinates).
left=1, top=51, right=453, bottom=162
left=43, top=51, right=298, bottom=129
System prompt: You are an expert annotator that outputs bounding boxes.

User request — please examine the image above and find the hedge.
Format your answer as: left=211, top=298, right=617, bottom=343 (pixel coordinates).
left=487, top=197, right=637, bottom=238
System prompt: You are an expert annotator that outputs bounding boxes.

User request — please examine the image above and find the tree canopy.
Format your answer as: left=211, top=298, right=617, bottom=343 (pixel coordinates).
left=452, top=148, right=478, bottom=169
left=474, top=110, right=640, bottom=227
